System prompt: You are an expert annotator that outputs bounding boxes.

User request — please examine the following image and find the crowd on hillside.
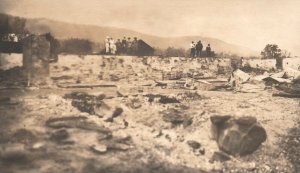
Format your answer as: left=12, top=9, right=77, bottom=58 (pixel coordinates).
left=0, top=33, right=30, bottom=42
left=190, top=40, right=213, bottom=57
left=105, top=36, right=139, bottom=55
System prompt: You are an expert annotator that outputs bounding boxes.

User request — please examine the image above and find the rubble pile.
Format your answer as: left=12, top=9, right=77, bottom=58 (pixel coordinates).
left=228, top=67, right=300, bottom=96
left=63, top=92, right=106, bottom=115
left=1, top=54, right=300, bottom=173
left=50, top=55, right=231, bottom=86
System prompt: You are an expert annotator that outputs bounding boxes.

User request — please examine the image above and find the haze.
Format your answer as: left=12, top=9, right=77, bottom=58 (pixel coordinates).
left=1, top=0, right=300, bottom=56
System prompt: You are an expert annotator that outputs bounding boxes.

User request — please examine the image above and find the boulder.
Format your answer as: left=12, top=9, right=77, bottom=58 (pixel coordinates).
left=210, top=115, right=267, bottom=156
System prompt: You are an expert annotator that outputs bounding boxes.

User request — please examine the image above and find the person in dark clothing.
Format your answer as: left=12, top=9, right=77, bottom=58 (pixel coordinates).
left=131, top=37, right=138, bottom=55
left=190, top=41, right=196, bottom=57
left=206, top=44, right=211, bottom=57
left=121, top=37, right=127, bottom=54
left=127, top=37, right=132, bottom=55
left=196, top=40, right=203, bottom=57
left=116, top=39, right=122, bottom=55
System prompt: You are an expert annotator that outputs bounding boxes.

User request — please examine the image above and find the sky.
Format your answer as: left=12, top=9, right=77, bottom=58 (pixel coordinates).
left=1, top=0, right=300, bottom=55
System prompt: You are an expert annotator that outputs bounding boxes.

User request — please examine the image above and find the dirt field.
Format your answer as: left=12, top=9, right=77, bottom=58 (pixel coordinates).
left=0, top=55, right=299, bottom=173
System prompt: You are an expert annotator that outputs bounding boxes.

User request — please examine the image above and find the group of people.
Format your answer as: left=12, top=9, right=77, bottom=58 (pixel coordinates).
left=190, top=40, right=212, bottom=57
left=105, top=36, right=139, bottom=55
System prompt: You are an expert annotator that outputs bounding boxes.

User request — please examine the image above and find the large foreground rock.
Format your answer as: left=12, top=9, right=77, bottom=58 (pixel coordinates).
left=211, top=115, right=267, bottom=156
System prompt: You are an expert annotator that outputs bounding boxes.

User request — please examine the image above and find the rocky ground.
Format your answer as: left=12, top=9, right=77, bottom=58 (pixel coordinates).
left=0, top=55, right=299, bottom=173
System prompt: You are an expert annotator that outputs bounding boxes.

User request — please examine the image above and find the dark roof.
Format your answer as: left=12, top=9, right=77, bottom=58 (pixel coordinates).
left=136, top=39, right=154, bottom=56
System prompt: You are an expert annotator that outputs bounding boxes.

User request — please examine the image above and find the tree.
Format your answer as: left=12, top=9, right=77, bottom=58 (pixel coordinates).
left=165, top=47, right=186, bottom=57
left=60, top=38, right=93, bottom=54
left=261, top=44, right=282, bottom=59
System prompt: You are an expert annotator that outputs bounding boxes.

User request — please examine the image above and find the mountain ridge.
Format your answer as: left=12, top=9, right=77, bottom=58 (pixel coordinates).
left=1, top=13, right=259, bottom=56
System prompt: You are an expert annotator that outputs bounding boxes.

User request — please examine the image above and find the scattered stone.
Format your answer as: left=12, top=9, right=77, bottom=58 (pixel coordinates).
left=12, top=128, right=37, bottom=144
left=127, top=98, right=142, bottom=109
left=145, top=94, right=180, bottom=104
left=50, top=129, right=69, bottom=142
left=31, top=142, right=46, bottom=150
left=112, top=107, right=123, bottom=118
left=159, top=95, right=180, bottom=104
left=210, top=115, right=267, bottom=156
left=199, top=148, right=205, bottom=155
left=210, top=151, right=231, bottom=162
left=51, top=75, right=73, bottom=80
left=123, top=119, right=129, bottom=128
left=187, top=140, right=201, bottom=150
left=177, top=92, right=206, bottom=101
left=90, top=144, right=107, bottom=154
left=161, top=108, right=193, bottom=127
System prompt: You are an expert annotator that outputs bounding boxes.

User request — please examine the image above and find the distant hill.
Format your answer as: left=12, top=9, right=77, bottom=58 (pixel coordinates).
left=1, top=13, right=259, bottom=56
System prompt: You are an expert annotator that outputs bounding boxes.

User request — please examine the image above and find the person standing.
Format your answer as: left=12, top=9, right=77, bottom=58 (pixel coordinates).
left=196, top=40, right=203, bottom=57
left=190, top=41, right=196, bottom=57
left=105, top=36, right=110, bottom=54
left=109, top=37, right=116, bottom=54
left=131, top=37, right=138, bottom=55
left=127, top=37, right=132, bottom=55
left=206, top=44, right=211, bottom=57
left=121, top=36, right=127, bottom=54
left=116, top=39, right=122, bottom=55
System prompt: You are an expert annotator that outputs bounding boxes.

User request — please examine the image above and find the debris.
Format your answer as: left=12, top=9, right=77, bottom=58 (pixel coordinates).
left=272, top=92, right=300, bottom=98
left=228, top=69, right=251, bottom=86
left=209, top=85, right=232, bottom=91
left=0, top=97, right=19, bottom=105
left=199, top=148, right=205, bottom=155
left=238, top=83, right=265, bottom=93
left=275, top=84, right=300, bottom=94
left=31, top=142, right=46, bottom=150
left=293, top=76, right=300, bottom=84
left=12, top=129, right=37, bottom=144
left=161, top=108, right=193, bottom=127
left=145, top=94, right=180, bottom=104
left=270, top=71, right=285, bottom=78
left=50, top=129, right=70, bottom=143
left=127, top=98, right=142, bottom=109
left=57, top=83, right=117, bottom=88
left=176, top=91, right=206, bottom=101
left=64, top=92, right=105, bottom=115
left=51, top=75, right=73, bottom=80
left=0, top=144, right=29, bottom=165
left=210, top=151, right=231, bottom=162
left=154, top=80, right=168, bottom=88
left=283, top=67, right=300, bottom=79
left=187, top=140, right=201, bottom=150
left=112, top=107, right=123, bottom=118
left=90, top=144, right=107, bottom=154
left=46, top=116, right=111, bottom=134
left=263, top=76, right=292, bottom=85
left=123, top=119, right=129, bottom=128
left=196, top=80, right=212, bottom=84
left=163, top=71, right=184, bottom=80
left=210, top=115, right=267, bottom=156
left=104, top=107, right=123, bottom=122
left=106, top=143, right=133, bottom=151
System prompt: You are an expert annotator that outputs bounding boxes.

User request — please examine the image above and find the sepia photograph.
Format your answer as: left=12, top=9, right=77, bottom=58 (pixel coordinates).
left=0, top=0, right=300, bottom=172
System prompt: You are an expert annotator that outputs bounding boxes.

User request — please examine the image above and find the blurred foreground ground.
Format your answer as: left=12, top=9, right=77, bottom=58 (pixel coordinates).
left=0, top=55, right=299, bottom=173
